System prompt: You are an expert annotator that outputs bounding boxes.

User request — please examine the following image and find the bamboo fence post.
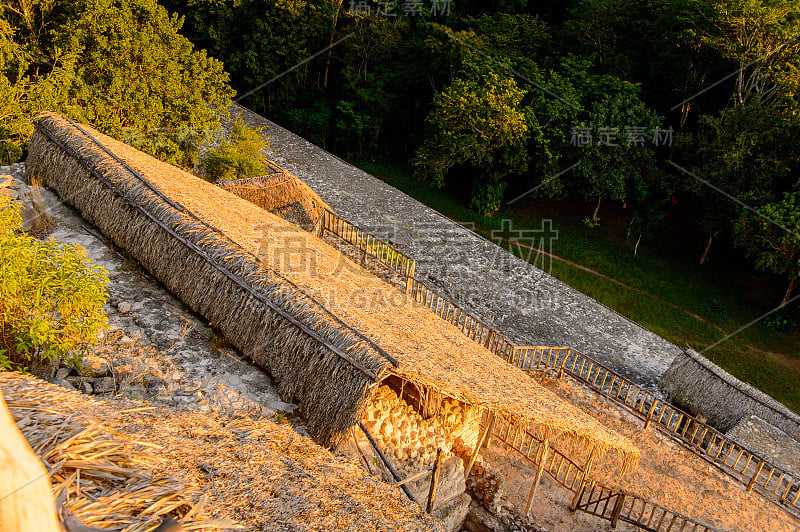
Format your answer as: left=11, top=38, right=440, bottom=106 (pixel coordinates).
left=426, top=448, right=444, bottom=513
left=525, top=432, right=550, bottom=516
left=484, top=414, right=496, bottom=449
left=570, top=446, right=596, bottom=511
left=465, top=411, right=495, bottom=478
left=644, top=400, right=658, bottom=430
left=747, top=460, right=765, bottom=493
left=557, top=348, right=569, bottom=379
left=610, top=493, right=626, bottom=528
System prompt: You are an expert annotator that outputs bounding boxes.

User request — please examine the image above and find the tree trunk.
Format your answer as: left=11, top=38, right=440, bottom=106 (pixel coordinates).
left=699, top=232, right=716, bottom=266
left=780, top=277, right=798, bottom=308
left=592, top=197, right=602, bottom=222
left=634, top=233, right=642, bottom=256
left=322, top=0, right=344, bottom=90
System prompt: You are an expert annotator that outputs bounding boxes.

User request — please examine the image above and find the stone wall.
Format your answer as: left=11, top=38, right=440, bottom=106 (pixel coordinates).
left=660, top=349, right=800, bottom=441
left=728, top=416, right=800, bottom=475
left=228, top=104, right=681, bottom=388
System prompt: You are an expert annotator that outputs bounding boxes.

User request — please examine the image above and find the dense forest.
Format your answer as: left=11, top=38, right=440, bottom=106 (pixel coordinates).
left=2, top=0, right=799, bottom=308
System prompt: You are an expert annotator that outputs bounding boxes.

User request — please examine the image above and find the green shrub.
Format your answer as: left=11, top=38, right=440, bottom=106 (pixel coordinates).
left=200, top=118, right=269, bottom=181
left=764, top=311, right=792, bottom=334
left=0, top=197, right=109, bottom=371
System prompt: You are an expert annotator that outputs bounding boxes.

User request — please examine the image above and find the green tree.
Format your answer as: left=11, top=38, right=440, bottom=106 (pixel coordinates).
left=735, top=192, right=800, bottom=307
left=682, top=101, right=800, bottom=264
left=566, top=89, right=663, bottom=225
left=0, top=0, right=234, bottom=165
left=703, top=0, right=800, bottom=108
left=0, top=197, right=109, bottom=371
left=200, top=117, right=269, bottom=180
left=413, top=64, right=531, bottom=216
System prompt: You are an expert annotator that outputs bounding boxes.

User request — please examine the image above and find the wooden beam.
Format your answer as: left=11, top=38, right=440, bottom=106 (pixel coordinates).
left=570, top=446, right=596, bottom=511
left=610, top=493, right=626, bottom=528
left=746, top=460, right=765, bottom=493
left=358, top=423, right=421, bottom=507
left=525, top=434, right=550, bottom=515
left=426, top=448, right=445, bottom=514
left=484, top=414, right=496, bottom=449
left=392, top=466, right=433, bottom=489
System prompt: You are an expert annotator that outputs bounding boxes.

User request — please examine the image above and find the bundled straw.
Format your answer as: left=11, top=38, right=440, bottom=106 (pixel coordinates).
left=217, top=173, right=329, bottom=229
left=1, top=372, right=440, bottom=532
left=1, top=373, right=234, bottom=532
left=26, top=112, right=639, bottom=474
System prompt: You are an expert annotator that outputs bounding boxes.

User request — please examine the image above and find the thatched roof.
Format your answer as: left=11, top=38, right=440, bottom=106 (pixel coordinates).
left=661, top=349, right=800, bottom=439
left=1, top=371, right=440, bottom=531
left=26, top=112, right=639, bottom=472
left=217, top=173, right=329, bottom=230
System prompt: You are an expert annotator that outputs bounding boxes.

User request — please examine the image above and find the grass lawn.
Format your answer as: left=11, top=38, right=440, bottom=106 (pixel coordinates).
left=356, top=160, right=800, bottom=414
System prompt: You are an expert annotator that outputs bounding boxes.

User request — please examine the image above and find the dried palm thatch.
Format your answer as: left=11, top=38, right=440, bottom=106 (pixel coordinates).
left=1, top=372, right=235, bottom=532
left=217, top=173, right=329, bottom=230
left=660, top=349, right=800, bottom=439
left=1, top=372, right=440, bottom=532
left=26, top=112, right=639, bottom=474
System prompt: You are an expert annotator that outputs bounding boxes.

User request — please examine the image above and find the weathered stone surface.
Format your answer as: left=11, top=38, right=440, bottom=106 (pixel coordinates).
left=229, top=104, right=681, bottom=387
left=80, top=355, right=110, bottom=377
left=29, top=357, right=58, bottom=380
left=93, top=376, right=115, bottom=394
left=81, top=380, right=93, bottom=395
left=117, top=301, right=132, bottom=314
left=55, top=378, right=76, bottom=391
left=55, top=367, right=71, bottom=381
left=20, top=208, right=38, bottom=232
left=727, top=416, right=800, bottom=476
left=143, top=374, right=167, bottom=391
left=405, top=455, right=466, bottom=511
left=0, top=188, right=18, bottom=199
left=432, top=492, right=471, bottom=532
left=0, top=174, right=12, bottom=188
left=121, top=383, right=148, bottom=400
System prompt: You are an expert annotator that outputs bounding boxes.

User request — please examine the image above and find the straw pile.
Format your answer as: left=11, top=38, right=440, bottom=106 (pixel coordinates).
left=26, top=112, right=639, bottom=473
left=217, top=173, right=329, bottom=230
left=360, top=385, right=481, bottom=478
left=1, top=372, right=441, bottom=532
left=1, top=372, right=234, bottom=532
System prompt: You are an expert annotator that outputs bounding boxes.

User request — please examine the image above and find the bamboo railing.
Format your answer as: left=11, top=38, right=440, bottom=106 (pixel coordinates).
left=320, top=209, right=415, bottom=278
left=518, top=347, right=800, bottom=518
left=484, top=412, right=723, bottom=531
left=316, top=207, right=800, bottom=522
left=572, top=483, right=721, bottom=531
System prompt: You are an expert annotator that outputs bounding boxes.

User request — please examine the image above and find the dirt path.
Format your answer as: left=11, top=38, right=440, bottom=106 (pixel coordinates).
left=486, top=373, right=800, bottom=532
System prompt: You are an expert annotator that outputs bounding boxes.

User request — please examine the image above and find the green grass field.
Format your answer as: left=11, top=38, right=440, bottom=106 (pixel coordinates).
left=356, top=160, right=800, bottom=413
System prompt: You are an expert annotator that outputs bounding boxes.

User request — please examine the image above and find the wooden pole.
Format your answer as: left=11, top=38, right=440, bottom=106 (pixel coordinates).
left=426, top=448, right=445, bottom=513
left=465, top=411, right=495, bottom=478
left=746, top=460, right=765, bottom=493
left=525, top=434, right=550, bottom=515
left=484, top=414, right=496, bottom=449
left=405, top=262, right=415, bottom=294
left=0, top=389, right=62, bottom=532
left=570, top=446, right=596, bottom=511
left=359, top=423, right=421, bottom=507
left=644, top=400, right=658, bottom=430
left=610, top=493, right=626, bottom=528
left=393, top=466, right=433, bottom=489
